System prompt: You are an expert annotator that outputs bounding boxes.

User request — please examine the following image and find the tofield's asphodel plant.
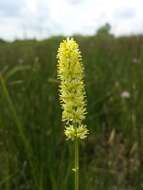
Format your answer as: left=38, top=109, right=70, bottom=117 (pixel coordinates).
left=57, top=38, right=89, bottom=190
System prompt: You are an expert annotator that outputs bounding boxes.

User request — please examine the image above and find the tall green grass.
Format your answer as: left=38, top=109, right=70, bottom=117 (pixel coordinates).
left=0, top=35, right=143, bottom=189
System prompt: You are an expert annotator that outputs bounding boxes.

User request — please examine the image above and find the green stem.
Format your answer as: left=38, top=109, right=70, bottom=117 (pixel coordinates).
left=75, top=137, right=79, bottom=190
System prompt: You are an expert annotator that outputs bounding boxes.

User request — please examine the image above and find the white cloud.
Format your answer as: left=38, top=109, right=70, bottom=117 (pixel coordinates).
left=0, top=0, right=143, bottom=40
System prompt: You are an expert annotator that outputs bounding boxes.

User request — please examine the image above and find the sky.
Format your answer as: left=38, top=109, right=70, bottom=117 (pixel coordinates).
left=0, top=0, right=143, bottom=40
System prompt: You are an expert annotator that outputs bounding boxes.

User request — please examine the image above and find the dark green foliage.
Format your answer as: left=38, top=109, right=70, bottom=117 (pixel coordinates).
left=0, top=35, right=143, bottom=189
left=96, top=23, right=112, bottom=37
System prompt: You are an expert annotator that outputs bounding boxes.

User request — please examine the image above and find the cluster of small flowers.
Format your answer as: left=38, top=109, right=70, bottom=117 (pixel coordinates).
left=64, top=125, right=89, bottom=140
left=57, top=38, right=89, bottom=140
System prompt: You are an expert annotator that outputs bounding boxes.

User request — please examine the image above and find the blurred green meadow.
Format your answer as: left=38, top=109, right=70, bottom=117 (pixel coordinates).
left=0, top=34, right=143, bottom=190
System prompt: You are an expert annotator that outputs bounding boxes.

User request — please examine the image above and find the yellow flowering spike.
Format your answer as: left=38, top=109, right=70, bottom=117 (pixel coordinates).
left=64, top=125, right=89, bottom=140
left=57, top=38, right=89, bottom=189
left=57, top=38, right=87, bottom=124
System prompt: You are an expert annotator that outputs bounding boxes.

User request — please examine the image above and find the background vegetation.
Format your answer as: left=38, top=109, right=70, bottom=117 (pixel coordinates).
left=0, top=33, right=143, bottom=190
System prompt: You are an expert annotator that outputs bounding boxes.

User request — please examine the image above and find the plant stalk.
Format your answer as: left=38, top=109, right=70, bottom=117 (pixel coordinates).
left=75, top=137, right=79, bottom=190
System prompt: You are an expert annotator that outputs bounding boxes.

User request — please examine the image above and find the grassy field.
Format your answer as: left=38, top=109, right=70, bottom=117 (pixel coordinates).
left=0, top=35, right=143, bottom=190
